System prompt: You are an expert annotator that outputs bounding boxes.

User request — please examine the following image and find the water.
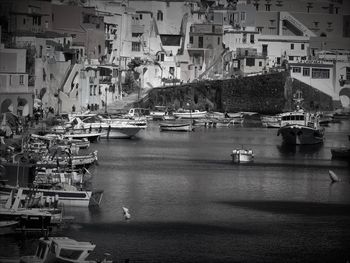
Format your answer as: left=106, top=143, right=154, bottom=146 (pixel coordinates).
left=1, top=120, right=350, bottom=262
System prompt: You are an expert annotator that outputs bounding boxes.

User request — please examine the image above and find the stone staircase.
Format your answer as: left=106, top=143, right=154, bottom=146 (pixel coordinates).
left=107, top=90, right=149, bottom=112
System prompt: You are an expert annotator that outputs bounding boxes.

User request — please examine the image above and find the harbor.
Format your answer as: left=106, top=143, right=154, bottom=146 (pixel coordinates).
left=0, top=115, right=349, bottom=262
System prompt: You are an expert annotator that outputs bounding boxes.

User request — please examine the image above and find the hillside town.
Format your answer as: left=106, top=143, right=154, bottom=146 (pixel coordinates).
left=0, top=0, right=349, bottom=116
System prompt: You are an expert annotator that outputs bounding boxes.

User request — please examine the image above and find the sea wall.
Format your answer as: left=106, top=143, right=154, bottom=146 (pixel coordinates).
left=139, top=72, right=333, bottom=114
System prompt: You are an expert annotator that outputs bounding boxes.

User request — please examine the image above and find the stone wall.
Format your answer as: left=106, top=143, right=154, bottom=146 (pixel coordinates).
left=139, top=72, right=333, bottom=114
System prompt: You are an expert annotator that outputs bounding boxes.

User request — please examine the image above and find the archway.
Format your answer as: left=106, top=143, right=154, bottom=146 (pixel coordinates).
left=17, top=97, right=29, bottom=116
left=339, top=87, right=350, bottom=107
left=1, top=99, right=13, bottom=114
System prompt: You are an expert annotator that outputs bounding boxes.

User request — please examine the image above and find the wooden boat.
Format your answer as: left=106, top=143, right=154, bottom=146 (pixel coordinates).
left=173, top=110, right=207, bottom=119
left=159, top=122, right=194, bottom=132
left=0, top=220, right=18, bottom=235
left=0, top=188, right=62, bottom=232
left=231, top=148, right=254, bottom=163
left=331, top=147, right=350, bottom=159
left=0, top=236, right=113, bottom=263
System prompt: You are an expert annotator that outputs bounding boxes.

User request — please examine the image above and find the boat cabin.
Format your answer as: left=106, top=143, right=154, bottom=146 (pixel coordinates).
left=280, top=111, right=320, bottom=129
left=20, top=237, right=96, bottom=262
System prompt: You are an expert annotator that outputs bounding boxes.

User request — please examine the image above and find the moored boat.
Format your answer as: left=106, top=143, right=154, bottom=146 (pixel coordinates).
left=0, top=236, right=113, bottom=263
left=231, top=148, right=254, bottom=163
left=173, top=110, right=207, bottom=119
left=159, top=122, right=194, bottom=132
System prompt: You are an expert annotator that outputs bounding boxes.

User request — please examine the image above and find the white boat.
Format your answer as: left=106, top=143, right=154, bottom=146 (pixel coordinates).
left=231, top=148, right=254, bottom=163
left=159, top=122, right=194, bottom=132
left=73, top=117, right=147, bottom=139
left=173, top=110, right=207, bottom=119
left=1, top=236, right=113, bottom=263
left=0, top=184, right=103, bottom=207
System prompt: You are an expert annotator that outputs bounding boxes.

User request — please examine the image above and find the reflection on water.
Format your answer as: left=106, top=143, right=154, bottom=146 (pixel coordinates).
left=1, top=120, right=349, bottom=262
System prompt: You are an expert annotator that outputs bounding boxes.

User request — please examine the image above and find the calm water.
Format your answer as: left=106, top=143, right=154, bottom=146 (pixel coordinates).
left=1, top=119, right=350, bottom=262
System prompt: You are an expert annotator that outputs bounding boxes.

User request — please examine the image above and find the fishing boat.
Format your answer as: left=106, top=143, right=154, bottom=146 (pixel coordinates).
left=159, top=122, right=194, bottom=132
left=173, top=110, right=207, bottom=119
left=0, top=184, right=103, bottom=207
left=231, top=148, right=254, bottom=163
left=0, top=236, right=113, bottom=263
left=277, top=91, right=325, bottom=145
left=37, top=150, right=98, bottom=168
left=0, top=188, right=62, bottom=232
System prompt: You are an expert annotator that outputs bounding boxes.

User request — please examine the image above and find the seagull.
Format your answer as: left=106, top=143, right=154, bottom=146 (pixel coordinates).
left=329, top=170, right=340, bottom=183
left=122, top=207, right=131, bottom=220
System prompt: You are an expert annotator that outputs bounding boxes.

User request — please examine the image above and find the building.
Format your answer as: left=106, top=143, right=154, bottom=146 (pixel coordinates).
left=0, top=26, right=33, bottom=116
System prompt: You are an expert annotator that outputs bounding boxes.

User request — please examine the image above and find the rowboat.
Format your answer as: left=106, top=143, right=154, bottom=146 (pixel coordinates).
left=173, top=110, right=207, bottom=119
left=159, top=122, right=194, bottom=132
left=231, top=148, right=254, bottom=163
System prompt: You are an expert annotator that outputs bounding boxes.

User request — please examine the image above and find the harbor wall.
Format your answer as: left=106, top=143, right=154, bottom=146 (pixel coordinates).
left=139, top=72, right=334, bottom=114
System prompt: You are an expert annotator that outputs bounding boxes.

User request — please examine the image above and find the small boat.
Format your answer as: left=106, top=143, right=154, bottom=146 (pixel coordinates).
left=173, top=110, right=207, bottom=119
left=1, top=236, right=113, bottom=262
left=0, top=220, right=18, bottom=235
left=62, top=132, right=104, bottom=142
left=37, top=150, right=98, bottom=168
left=159, top=122, right=194, bottom=132
left=261, top=115, right=281, bottom=128
left=331, top=147, right=350, bottom=159
left=231, top=148, right=254, bottom=163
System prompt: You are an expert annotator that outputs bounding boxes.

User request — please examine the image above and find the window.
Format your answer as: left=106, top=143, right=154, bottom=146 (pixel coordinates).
left=189, top=36, right=193, bottom=44
left=157, top=11, right=163, bottom=21
left=346, top=67, right=350, bottom=80
left=312, top=68, right=330, bottom=79
left=265, top=4, right=271, bottom=11
left=254, top=3, right=259, bottom=10
left=94, top=85, right=97, bottom=95
left=257, top=27, right=263, bottom=33
left=169, top=67, right=174, bottom=75
left=240, top=12, right=246, bottom=21
left=301, top=44, right=305, bottom=50
left=9, top=75, right=12, bottom=86
left=250, top=34, right=255, bottom=44
left=217, top=37, right=220, bottom=45
left=19, top=75, right=24, bottom=85
left=132, top=42, right=141, bottom=52
left=262, top=44, right=268, bottom=56
left=259, top=61, right=262, bottom=67
left=90, top=85, right=93, bottom=96
left=132, top=33, right=143, bottom=38
left=291, top=43, right=294, bottom=50
left=292, top=67, right=301, bottom=73
left=289, top=56, right=294, bottom=61
left=246, top=58, right=255, bottom=66
left=160, top=53, right=164, bottom=61
left=43, top=69, right=46, bottom=81
left=59, top=249, right=83, bottom=260
left=242, top=33, right=247, bottom=44
left=303, top=67, right=310, bottom=76
left=198, top=36, right=203, bottom=48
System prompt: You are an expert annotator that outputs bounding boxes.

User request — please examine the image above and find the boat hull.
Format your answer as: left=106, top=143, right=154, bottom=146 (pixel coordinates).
left=231, top=150, right=254, bottom=163
left=160, top=123, right=193, bottom=132
left=173, top=111, right=207, bottom=119
left=277, top=125, right=324, bottom=145
left=0, top=186, right=94, bottom=207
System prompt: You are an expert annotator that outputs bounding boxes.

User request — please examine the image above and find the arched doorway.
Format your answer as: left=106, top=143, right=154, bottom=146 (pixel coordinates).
left=339, top=87, right=350, bottom=107
left=1, top=99, right=13, bottom=114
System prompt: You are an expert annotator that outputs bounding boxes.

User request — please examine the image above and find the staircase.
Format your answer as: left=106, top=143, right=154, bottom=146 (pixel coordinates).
left=107, top=91, right=147, bottom=111
left=279, top=11, right=316, bottom=37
